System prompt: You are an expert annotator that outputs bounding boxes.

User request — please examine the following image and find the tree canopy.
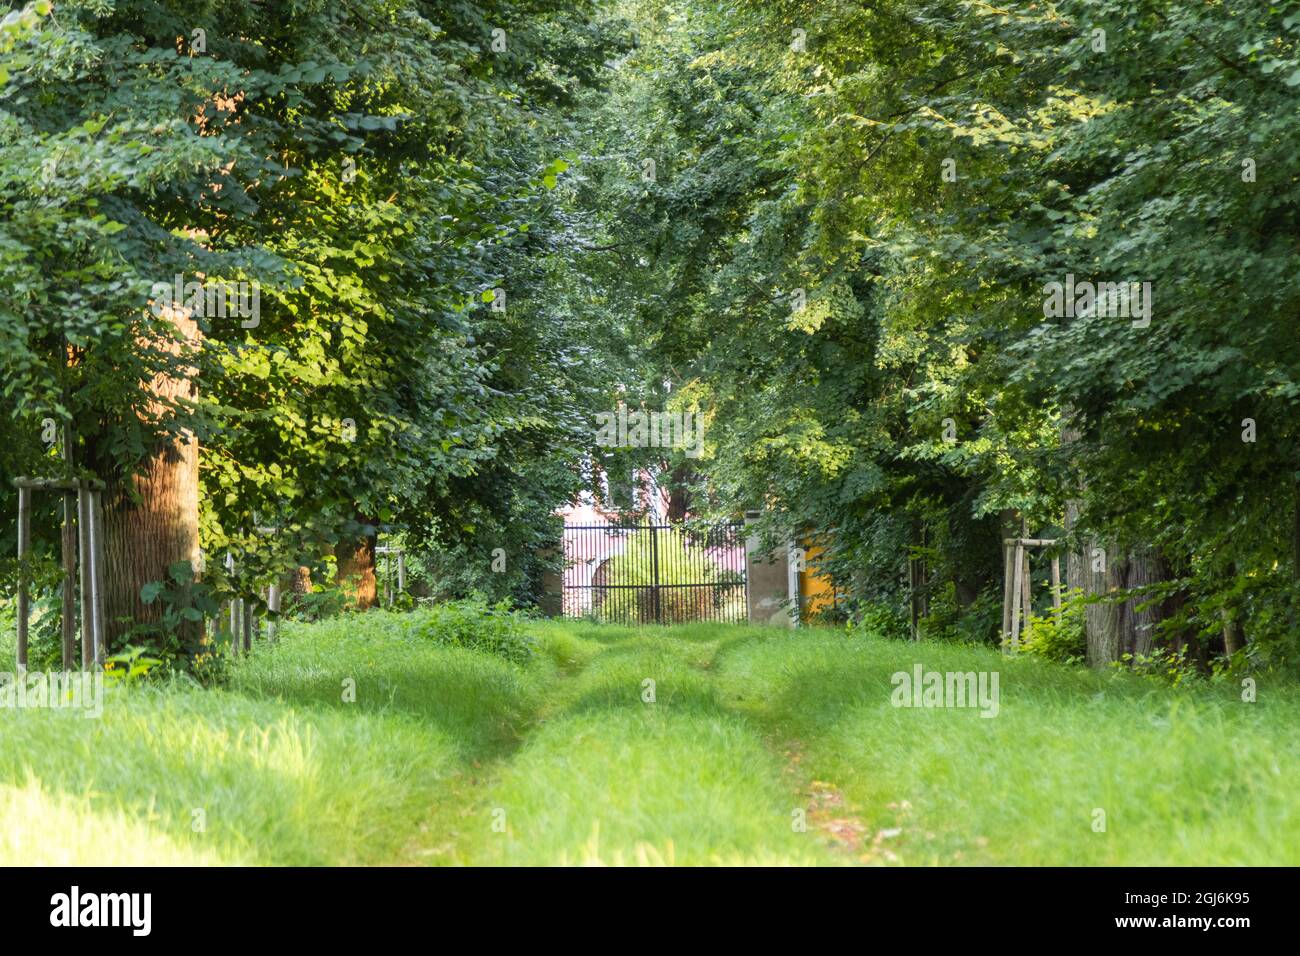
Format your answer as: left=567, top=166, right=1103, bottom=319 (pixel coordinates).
left=3, top=0, right=1298, bottom=675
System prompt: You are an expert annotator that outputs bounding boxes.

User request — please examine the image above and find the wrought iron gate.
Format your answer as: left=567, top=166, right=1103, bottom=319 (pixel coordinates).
left=562, top=522, right=748, bottom=624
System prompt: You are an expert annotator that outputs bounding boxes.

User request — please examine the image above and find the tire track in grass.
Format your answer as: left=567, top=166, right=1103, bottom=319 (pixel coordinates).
left=710, top=626, right=912, bottom=865
left=445, top=625, right=836, bottom=865
left=780, top=739, right=911, bottom=864
left=395, top=622, right=606, bottom=865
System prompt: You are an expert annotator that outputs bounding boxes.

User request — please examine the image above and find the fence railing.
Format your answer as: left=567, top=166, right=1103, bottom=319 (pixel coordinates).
left=561, top=521, right=747, bottom=625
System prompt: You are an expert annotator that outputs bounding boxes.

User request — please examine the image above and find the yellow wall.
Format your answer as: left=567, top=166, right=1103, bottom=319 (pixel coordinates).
left=797, top=542, right=836, bottom=620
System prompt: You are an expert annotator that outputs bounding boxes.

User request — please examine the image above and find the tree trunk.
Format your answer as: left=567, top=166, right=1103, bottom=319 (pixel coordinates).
left=98, top=312, right=202, bottom=652
left=1061, top=417, right=1128, bottom=668
left=1063, top=500, right=1085, bottom=596
left=1115, top=548, right=1161, bottom=660
left=665, top=461, right=694, bottom=523
left=289, top=565, right=313, bottom=594
left=1083, top=539, right=1120, bottom=668
left=1059, top=418, right=1116, bottom=666
left=1097, top=547, right=1190, bottom=667
left=1222, top=609, right=1244, bottom=656
left=335, top=527, right=377, bottom=609
left=1294, top=479, right=1300, bottom=582
left=952, top=508, right=997, bottom=608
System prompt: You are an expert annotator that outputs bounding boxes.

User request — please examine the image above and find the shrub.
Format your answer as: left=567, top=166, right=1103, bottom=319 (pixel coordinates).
left=284, top=583, right=349, bottom=622
left=1019, top=591, right=1086, bottom=664
left=845, top=600, right=909, bottom=641
left=412, top=596, right=534, bottom=665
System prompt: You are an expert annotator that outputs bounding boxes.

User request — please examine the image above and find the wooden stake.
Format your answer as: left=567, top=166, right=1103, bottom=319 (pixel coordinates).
left=267, top=584, right=281, bottom=641
left=61, top=494, right=77, bottom=669
left=1051, top=555, right=1062, bottom=613
left=60, top=428, right=78, bottom=671
left=1021, top=546, right=1033, bottom=642
left=90, top=489, right=106, bottom=667
left=77, top=486, right=95, bottom=669
left=1001, top=542, right=1014, bottom=648
left=16, top=485, right=31, bottom=671
left=229, top=599, right=240, bottom=655
left=225, top=553, right=238, bottom=655
left=1009, top=540, right=1024, bottom=651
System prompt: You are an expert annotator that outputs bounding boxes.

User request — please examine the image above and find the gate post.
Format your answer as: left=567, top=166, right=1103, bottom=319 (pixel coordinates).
left=538, top=546, right=563, bottom=617
left=649, top=522, right=662, bottom=624
left=743, top=511, right=795, bottom=628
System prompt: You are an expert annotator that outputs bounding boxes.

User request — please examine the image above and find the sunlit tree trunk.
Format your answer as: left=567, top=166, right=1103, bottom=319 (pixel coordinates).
left=335, top=525, right=377, bottom=608
left=98, top=312, right=202, bottom=651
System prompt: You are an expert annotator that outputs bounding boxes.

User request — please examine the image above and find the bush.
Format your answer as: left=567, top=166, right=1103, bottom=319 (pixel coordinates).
left=1019, top=590, right=1086, bottom=664
left=284, top=583, right=349, bottom=622
left=845, top=600, right=909, bottom=641
left=412, top=596, right=534, bottom=665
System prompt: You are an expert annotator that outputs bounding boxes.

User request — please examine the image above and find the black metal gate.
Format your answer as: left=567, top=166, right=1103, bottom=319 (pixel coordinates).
left=562, top=522, right=748, bottom=624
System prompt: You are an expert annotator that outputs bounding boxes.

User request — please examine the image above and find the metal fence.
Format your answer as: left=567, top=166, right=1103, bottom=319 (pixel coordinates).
left=561, top=521, right=747, bottom=625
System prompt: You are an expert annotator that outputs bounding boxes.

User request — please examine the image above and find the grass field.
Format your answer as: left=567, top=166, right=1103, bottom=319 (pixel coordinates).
left=1, top=613, right=1297, bottom=865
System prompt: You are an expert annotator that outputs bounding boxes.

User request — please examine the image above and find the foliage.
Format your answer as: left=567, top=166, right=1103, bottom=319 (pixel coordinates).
left=551, top=0, right=1300, bottom=673
left=102, top=645, right=163, bottom=686
left=136, top=561, right=221, bottom=661
left=3, top=0, right=1297, bottom=677
left=412, top=596, right=534, bottom=665
left=0, top=0, right=628, bottom=653
left=1020, top=592, right=1088, bottom=665
left=843, top=601, right=908, bottom=643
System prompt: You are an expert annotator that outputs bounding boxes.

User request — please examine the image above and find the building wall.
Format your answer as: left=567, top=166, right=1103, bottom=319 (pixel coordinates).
left=797, top=543, right=837, bottom=621
left=744, top=513, right=795, bottom=627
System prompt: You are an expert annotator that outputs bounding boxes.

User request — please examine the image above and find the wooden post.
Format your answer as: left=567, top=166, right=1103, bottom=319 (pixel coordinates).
left=242, top=600, right=252, bottom=653
left=77, top=486, right=95, bottom=669
left=1020, top=546, right=1033, bottom=643
left=60, top=428, right=77, bottom=670
left=1009, top=540, right=1024, bottom=651
left=226, top=553, right=238, bottom=655
left=90, top=489, right=106, bottom=667
left=229, top=599, right=240, bottom=655
left=61, top=493, right=78, bottom=669
left=397, top=552, right=406, bottom=594
left=16, top=485, right=31, bottom=671
left=1001, top=542, right=1014, bottom=647
left=267, top=584, right=281, bottom=640
left=385, top=549, right=393, bottom=606
left=1051, top=555, right=1062, bottom=613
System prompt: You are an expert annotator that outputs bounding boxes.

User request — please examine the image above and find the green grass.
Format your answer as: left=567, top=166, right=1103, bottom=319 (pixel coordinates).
left=0, top=612, right=1296, bottom=865
left=711, top=628, right=1300, bottom=865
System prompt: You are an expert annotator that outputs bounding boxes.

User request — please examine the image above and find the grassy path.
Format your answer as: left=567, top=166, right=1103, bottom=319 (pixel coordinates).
left=2, top=615, right=1298, bottom=865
